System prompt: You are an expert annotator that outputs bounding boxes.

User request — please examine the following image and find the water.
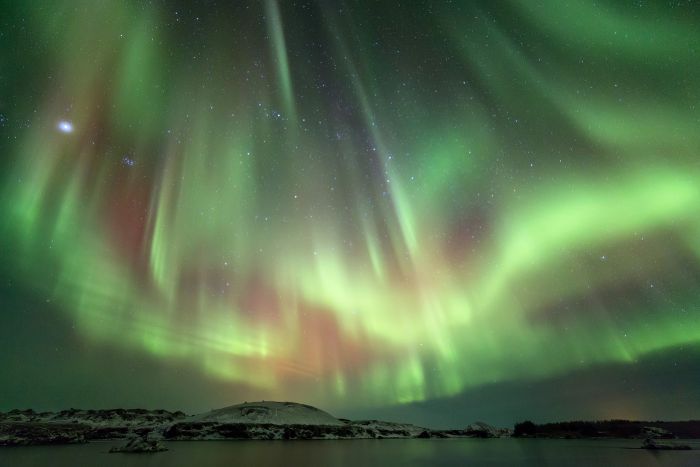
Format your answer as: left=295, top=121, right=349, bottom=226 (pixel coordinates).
left=1, top=439, right=699, bottom=467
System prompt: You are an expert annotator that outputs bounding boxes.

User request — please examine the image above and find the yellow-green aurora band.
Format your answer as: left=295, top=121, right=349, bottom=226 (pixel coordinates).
left=1, top=0, right=699, bottom=407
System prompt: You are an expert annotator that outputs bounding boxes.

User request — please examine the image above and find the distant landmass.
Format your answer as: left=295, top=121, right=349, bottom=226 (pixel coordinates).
left=513, top=419, right=700, bottom=440
left=1, top=401, right=698, bottom=451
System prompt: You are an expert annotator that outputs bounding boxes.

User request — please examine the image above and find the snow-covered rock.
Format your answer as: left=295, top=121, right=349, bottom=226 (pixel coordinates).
left=349, top=419, right=428, bottom=437
left=0, top=408, right=186, bottom=446
left=163, top=420, right=426, bottom=441
left=0, top=408, right=186, bottom=428
left=165, top=408, right=433, bottom=441
left=465, top=421, right=512, bottom=438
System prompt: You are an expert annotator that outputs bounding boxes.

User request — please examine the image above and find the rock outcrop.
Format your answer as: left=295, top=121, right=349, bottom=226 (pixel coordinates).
left=0, top=408, right=185, bottom=446
left=465, top=422, right=512, bottom=438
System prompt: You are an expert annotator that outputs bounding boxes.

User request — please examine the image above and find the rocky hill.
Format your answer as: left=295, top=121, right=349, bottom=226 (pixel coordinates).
left=191, top=401, right=343, bottom=426
left=0, top=402, right=510, bottom=446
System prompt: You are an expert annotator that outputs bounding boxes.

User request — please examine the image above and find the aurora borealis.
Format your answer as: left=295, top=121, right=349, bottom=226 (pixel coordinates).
left=1, top=1, right=699, bottom=424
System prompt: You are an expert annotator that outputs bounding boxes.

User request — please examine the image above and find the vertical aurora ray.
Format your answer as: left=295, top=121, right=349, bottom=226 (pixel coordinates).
left=1, top=0, right=699, bottom=410
left=265, top=0, right=297, bottom=124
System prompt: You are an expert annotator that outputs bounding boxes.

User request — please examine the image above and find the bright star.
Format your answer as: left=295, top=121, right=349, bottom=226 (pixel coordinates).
left=57, top=120, right=74, bottom=133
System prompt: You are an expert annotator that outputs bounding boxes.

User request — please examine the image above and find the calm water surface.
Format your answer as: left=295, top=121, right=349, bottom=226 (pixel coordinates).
left=1, top=439, right=699, bottom=467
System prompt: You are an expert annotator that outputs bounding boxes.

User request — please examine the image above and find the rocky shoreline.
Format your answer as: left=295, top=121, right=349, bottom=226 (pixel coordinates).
left=1, top=402, right=696, bottom=449
left=0, top=402, right=510, bottom=447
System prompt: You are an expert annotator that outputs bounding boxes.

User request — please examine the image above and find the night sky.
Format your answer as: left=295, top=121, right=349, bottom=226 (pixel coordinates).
left=1, top=1, right=699, bottom=428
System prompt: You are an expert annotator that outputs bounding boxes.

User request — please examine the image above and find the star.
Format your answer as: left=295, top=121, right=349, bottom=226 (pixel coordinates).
left=57, top=120, right=73, bottom=133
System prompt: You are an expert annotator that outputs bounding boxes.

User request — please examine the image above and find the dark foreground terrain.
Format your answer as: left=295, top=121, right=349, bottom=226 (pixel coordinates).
left=1, top=403, right=698, bottom=447
left=513, top=420, right=700, bottom=439
left=0, top=402, right=508, bottom=446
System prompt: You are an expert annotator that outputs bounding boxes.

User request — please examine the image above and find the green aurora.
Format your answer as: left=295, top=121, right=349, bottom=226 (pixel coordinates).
left=1, top=0, right=699, bottom=419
